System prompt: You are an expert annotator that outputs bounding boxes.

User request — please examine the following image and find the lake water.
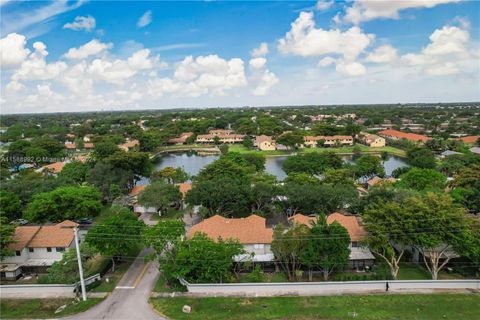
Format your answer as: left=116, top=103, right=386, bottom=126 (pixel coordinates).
left=141, top=152, right=408, bottom=183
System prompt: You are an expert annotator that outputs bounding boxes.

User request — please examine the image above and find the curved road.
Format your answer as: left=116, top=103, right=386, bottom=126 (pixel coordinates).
left=65, top=249, right=165, bottom=320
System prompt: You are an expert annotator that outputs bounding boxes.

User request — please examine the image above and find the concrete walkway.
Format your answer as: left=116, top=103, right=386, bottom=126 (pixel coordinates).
left=64, top=249, right=164, bottom=320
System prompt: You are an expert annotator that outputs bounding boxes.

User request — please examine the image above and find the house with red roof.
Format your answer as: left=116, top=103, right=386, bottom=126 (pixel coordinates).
left=187, top=215, right=274, bottom=262
left=0, top=220, right=81, bottom=280
left=379, top=129, right=432, bottom=144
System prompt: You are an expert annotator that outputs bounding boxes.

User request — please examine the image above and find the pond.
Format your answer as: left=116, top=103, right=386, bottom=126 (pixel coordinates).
left=139, top=151, right=408, bottom=184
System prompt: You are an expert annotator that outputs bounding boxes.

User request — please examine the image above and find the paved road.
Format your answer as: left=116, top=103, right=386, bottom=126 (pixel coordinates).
left=65, top=249, right=165, bottom=320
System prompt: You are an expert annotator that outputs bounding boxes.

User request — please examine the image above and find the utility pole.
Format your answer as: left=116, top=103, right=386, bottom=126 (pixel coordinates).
left=73, top=226, right=87, bottom=301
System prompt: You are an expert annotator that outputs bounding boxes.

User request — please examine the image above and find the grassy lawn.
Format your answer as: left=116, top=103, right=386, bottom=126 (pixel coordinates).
left=90, top=262, right=131, bottom=292
left=0, top=298, right=103, bottom=319
left=228, top=144, right=406, bottom=157
left=154, top=274, right=188, bottom=293
left=151, top=294, right=480, bottom=320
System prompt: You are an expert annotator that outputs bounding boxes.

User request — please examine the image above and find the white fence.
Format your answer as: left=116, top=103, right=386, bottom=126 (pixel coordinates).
left=180, top=279, right=480, bottom=296
left=0, top=273, right=101, bottom=299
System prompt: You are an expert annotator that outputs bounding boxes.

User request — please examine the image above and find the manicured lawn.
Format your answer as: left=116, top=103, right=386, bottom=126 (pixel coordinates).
left=228, top=144, right=406, bottom=157
left=151, top=294, right=480, bottom=320
left=0, top=298, right=103, bottom=319
left=91, top=262, right=130, bottom=292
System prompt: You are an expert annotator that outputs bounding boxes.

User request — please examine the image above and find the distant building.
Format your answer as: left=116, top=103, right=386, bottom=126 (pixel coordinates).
left=255, top=135, right=276, bottom=151
left=303, top=135, right=354, bottom=147
left=36, top=162, right=66, bottom=176
left=196, top=129, right=245, bottom=144
left=366, top=176, right=397, bottom=189
left=129, top=185, right=157, bottom=214
left=378, top=129, right=432, bottom=143
left=119, top=139, right=139, bottom=152
left=357, top=132, right=386, bottom=147
left=1, top=220, right=82, bottom=280
left=168, top=132, right=194, bottom=145
left=451, top=136, right=479, bottom=144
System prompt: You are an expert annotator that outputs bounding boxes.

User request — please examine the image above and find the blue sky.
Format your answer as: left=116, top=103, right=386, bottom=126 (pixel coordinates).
left=1, top=0, right=479, bottom=113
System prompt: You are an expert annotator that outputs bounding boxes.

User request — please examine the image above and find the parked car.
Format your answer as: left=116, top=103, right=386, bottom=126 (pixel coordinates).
left=10, top=219, right=28, bottom=225
left=76, top=217, right=93, bottom=225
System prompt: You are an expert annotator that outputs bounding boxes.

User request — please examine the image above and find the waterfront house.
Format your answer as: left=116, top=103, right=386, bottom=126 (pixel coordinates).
left=303, top=135, right=354, bottom=147
left=357, top=132, right=386, bottom=147
left=255, top=135, right=277, bottom=151
left=378, top=129, right=431, bottom=144
left=168, top=132, right=194, bottom=145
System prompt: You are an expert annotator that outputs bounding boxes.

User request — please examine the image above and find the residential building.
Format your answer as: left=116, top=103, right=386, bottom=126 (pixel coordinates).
left=168, top=132, right=194, bottom=145
left=326, top=212, right=375, bottom=269
left=303, top=135, right=354, bottom=147
left=290, top=213, right=375, bottom=270
left=0, top=220, right=81, bottom=280
left=196, top=129, right=245, bottom=144
left=129, top=185, right=157, bottom=214
left=452, top=136, right=480, bottom=144
left=379, top=129, right=432, bottom=143
left=118, top=139, right=139, bottom=152
left=177, top=183, right=192, bottom=209
left=187, top=215, right=274, bottom=262
left=255, top=135, right=276, bottom=151
left=36, top=162, right=66, bottom=176
left=357, top=132, right=386, bottom=147
left=366, top=176, right=397, bottom=189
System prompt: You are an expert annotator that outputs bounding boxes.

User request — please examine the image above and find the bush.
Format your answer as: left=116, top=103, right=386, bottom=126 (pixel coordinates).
left=245, top=265, right=264, bottom=283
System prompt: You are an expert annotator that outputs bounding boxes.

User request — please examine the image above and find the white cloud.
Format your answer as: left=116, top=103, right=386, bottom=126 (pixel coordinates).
left=88, top=49, right=159, bottom=84
left=5, top=81, right=25, bottom=92
left=335, top=61, right=366, bottom=76
left=318, top=56, right=336, bottom=67
left=400, top=24, right=475, bottom=76
left=64, top=39, right=112, bottom=60
left=251, top=42, right=269, bottom=57
left=343, top=0, right=460, bottom=24
left=137, top=10, right=152, bottom=28
left=1, top=0, right=85, bottom=37
left=278, top=12, right=374, bottom=61
left=249, top=57, right=266, bottom=69
left=366, top=44, right=398, bottom=63
left=12, top=41, right=67, bottom=81
left=0, top=33, right=30, bottom=69
left=63, top=15, right=96, bottom=32
left=252, top=70, right=279, bottom=96
left=316, top=0, right=333, bottom=11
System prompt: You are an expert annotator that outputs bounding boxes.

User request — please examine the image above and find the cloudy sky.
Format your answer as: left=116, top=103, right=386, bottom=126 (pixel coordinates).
left=1, top=0, right=479, bottom=114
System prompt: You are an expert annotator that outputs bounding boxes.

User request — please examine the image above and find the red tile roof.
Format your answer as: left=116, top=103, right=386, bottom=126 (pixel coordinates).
left=379, top=130, right=432, bottom=142
left=9, top=220, right=79, bottom=250
left=129, top=185, right=145, bottom=197
left=452, top=136, right=479, bottom=143
left=326, top=212, right=367, bottom=242
left=288, top=214, right=317, bottom=228
left=187, top=215, right=273, bottom=244
left=177, top=183, right=192, bottom=198
left=41, top=162, right=66, bottom=174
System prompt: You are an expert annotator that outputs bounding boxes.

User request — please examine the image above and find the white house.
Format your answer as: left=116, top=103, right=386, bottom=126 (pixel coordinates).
left=0, top=220, right=81, bottom=280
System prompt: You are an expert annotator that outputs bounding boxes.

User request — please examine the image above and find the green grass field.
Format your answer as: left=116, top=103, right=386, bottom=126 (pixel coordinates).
left=151, top=294, right=480, bottom=320
left=0, top=298, right=103, bottom=319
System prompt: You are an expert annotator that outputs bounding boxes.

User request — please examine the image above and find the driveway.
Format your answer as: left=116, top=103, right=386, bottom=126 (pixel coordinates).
left=64, top=249, right=165, bottom=320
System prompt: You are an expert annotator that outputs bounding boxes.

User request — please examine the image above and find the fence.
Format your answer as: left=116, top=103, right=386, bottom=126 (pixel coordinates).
left=179, top=278, right=480, bottom=296
left=0, top=273, right=101, bottom=299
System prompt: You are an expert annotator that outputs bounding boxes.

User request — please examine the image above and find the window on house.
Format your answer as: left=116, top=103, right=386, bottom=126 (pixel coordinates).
left=254, top=244, right=264, bottom=250
left=28, top=248, right=34, bottom=253
left=351, top=241, right=359, bottom=248
left=56, top=247, right=65, bottom=252
left=15, top=251, right=21, bottom=256
left=47, top=247, right=52, bottom=252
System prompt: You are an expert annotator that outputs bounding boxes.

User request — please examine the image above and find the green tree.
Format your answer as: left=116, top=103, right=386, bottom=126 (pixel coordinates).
left=250, top=173, right=278, bottom=213
left=242, top=136, right=254, bottom=149
left=58, top=161, right=91, bottom=184
left=354, top=155, right=385, bottom=179
left=0, top=217, right=15, bottom=260
left=301, top=218, right=351, bottom=281
left=93, top=141, right=120, bottom=160
left=24, top=186, right=103, bottom=222
left=276, top=132, right=304, bottom=149
left=396, top=168, right=447, bottom=191
left=219, top=144, right=229, bottom=155
left=323, top=168, right=355, bottom=186
left=105, top=151, right=152, bottom=178
left=87, top=162, right=135, bottom=202
left=138, top=181, right=182, bottom=213
left=271, top=224, right=309, bottom=281
left=407, top=193, right=469, bottom=279
left=406, top=147, right=436, bottom=169
left=243, top=153, right=266, bottom=172
left=363, top=200, right=415, bottom=279
left=282, top=152, right=343, bottom=175
left=143, top=220, right=185, bottom=257
left=160, top=232, right=244, bottom=283
left=0, top=191, right=22, bottom=222
left=86, top=209, right=144, bottom=271
left=152, top=166, right=189, bottom=184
